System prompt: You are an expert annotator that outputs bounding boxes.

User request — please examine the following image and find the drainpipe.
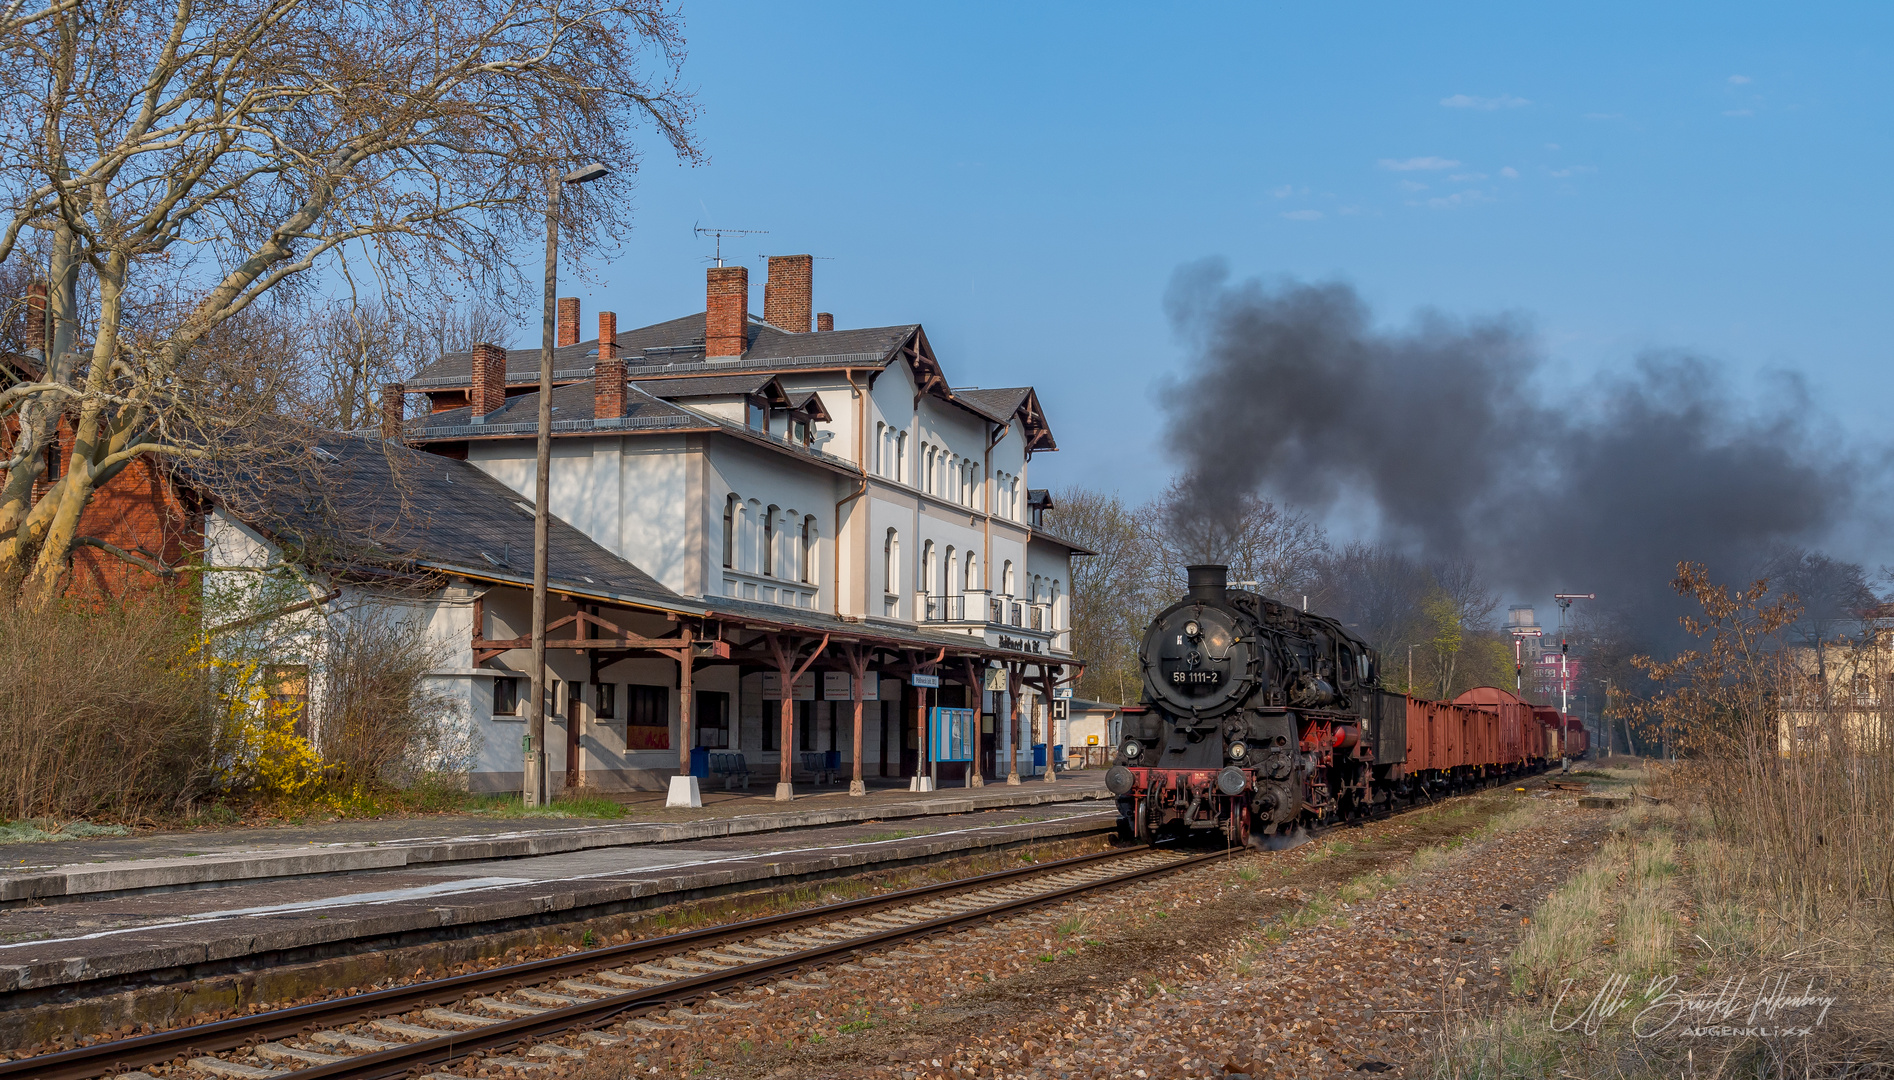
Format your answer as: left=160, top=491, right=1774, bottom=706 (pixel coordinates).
left=834, top=369, right=868, bottom=616
left=983, top=422, right=1003, bottom=602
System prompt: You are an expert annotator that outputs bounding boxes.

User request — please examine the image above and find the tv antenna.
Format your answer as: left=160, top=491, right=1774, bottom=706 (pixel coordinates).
left=693, top=224, right=767, bottom=267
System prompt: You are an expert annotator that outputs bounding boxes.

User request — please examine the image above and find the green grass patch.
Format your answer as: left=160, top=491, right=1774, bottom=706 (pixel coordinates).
left=0, top=819, right=132, bottom=843
left=463, top=792, right=630, bottom=819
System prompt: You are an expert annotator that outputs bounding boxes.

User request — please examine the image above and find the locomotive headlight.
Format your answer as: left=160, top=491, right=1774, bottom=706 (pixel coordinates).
left=1183, top=620, right=1202, bottom=640
left=1228, top=740, right=1247, bottom=761
left=1121, top=739, right=1142, bottom=760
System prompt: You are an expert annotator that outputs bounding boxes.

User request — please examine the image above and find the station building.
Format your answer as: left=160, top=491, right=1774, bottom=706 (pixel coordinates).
left=201, top=256, right=1089, bottom=796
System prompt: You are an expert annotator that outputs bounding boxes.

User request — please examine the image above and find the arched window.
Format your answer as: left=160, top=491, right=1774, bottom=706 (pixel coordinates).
left=921, top=540, right=936, bottom=594
left=1051, top=580, right=1062, bottom=628
left=943, top=546, right=957, bottom=597
left=873, top=422, right=884, bottom=472
left=924, top=446, right=936, bottom=493
left=722, top=494, right=737, bottom=569
left=965, top=551, right=979, bottom=593
left=1003, top=560, right=1015, bottom=596
left=802, top=516, right=817, bottom=584
left=896, top=432, right=908, bottom=483
left=763, top=505, right=778, bottom=577
left=745, top=499, right=763, bottom=572
left=884, top=528, right=899, bottom=596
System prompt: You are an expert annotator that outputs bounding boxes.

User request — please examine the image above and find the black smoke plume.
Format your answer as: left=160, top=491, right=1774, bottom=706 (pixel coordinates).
left=1157, top=259, right=1867, bottom=648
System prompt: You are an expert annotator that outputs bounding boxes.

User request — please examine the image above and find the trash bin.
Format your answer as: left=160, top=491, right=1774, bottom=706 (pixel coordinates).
left=1032, top=743, right=1047, bottom=775
left=689, top=747, right=710, bottom=779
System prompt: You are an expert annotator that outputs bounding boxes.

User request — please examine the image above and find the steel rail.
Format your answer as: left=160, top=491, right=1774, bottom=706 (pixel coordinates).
left=5, top=844, right=1165, bottom=1080
left=285, top=848, right=1225, bottom=1080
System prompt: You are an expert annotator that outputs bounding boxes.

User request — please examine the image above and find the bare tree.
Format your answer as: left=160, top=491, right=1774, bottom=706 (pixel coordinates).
left=295, top=296, right=511, bottom=430
left=1047, top=486, right=1151, bottom=704
left=1142, top=479, right=1328, bottom=600
left=0, top=0, right=699, bottom=599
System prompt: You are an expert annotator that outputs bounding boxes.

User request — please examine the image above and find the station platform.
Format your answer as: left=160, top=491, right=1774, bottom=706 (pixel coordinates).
left=0, top=774, right=1113, bottom=1036
left=0, top=772, right=1106, bottom=906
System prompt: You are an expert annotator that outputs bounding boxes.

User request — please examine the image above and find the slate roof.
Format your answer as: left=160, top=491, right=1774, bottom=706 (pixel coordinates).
left=405, top=314, right=918, bottom=389
left=629, top=374, right=777, bottom=398
left=401, top=384, right=861, bottom=476
left=212, top=431, right=681, bottom=606
left=953, top=387, right=1032, bottom=424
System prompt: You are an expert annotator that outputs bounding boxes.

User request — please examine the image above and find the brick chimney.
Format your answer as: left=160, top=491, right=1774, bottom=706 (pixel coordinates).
left=594, top=311, right=623, bottom=419
left=380, top=382, right=405, bottom=443
left=816, top=312, right=834, bottom=332
left=557, top=297, right=580, bottom=348
left=470, top=342, right=508, bottom=419
left=763, top=254, right=813, bottom=333
left=705, top=265, right=749, bottom=358
left=25, top=281, right=46, bottom=351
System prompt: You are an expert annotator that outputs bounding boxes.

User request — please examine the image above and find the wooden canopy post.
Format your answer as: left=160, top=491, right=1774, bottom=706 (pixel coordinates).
left=1005, top=661, right=1027, bottom=785
left=766, top=632, right=829, bottom=801
left=1030, top=664, right=1062, bottom=784
left=906, top=647, right=944, bottom=792
left=840, top=643, right=873, bottom=797
left=959, top=657, right=987, bottom=788
left=661, top=625, right=702, bottom=807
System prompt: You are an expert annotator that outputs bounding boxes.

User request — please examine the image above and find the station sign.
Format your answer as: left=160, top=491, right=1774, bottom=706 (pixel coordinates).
left=761, top=672, right=816, bottom=700
left=1051, top=687, right=1074, bottom=700
left=822, top=672, right=878, bottom=701
left=910, top=673, right=941, bottom=688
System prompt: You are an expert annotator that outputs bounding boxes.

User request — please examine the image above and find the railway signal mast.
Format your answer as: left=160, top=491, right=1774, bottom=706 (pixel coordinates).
left=1552, top=593, right=1594, bottom=716
left=1509, top=626, right=1543, bottom=692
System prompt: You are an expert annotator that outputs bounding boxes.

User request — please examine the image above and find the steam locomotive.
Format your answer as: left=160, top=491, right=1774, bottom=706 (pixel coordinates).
left=1104, top=564, right=1585, bottom=844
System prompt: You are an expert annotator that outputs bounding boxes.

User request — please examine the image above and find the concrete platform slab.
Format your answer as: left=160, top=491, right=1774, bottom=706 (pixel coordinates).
left=0, top=775, right=1108, bottom=906
left=0, top=801, right=1114, bottom=1007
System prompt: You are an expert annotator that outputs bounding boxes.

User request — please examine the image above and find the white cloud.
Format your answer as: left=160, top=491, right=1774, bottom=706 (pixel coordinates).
left=1548, top=165, right=1597, bottom=178
left=1499, top=166, right=1520, bottom=179
left=1449, top=172, right=1488, bottom=182
left=1440, top=93, right=1530, bottom=110
left=1336, top=205, right=1364, bottom=216
left=1724, top=109, right=1754, bottom=117
left=1397, top=180, right=1430, bottom=192
left=1271, top=184, right=1296, bottom=198
left=1281, top=209, right=1325, bottom=221
left=1545, top=143, right=1561, bottom=151
left=1378, top=156, right=1462, bottom=171
left=1729, top=74, right=1752, bottom=84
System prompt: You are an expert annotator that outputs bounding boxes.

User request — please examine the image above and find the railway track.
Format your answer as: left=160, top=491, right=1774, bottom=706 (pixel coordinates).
left=9, top=845, right=1220, bottom=1080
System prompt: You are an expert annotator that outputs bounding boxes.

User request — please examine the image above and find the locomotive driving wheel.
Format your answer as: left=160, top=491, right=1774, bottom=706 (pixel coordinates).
left=1132, top=796, right=1151, bottom=843
left=1232, top=804, right=1251, bottom=848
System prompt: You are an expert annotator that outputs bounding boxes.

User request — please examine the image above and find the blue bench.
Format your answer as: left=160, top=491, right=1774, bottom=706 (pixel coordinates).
left=799, top=751, right=838, bottom=785
left=709, top=751, right=751, bottom=791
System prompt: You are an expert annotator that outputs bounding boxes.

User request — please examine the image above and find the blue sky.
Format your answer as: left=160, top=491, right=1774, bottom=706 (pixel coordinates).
left=553, top=2, right=1894, bottom=521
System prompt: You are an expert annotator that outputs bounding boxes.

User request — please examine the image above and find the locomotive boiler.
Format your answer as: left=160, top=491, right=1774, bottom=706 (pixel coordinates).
left=1106, top=564, right=1383, bottom=844
left=1105, top=564, right=1574, bottom=845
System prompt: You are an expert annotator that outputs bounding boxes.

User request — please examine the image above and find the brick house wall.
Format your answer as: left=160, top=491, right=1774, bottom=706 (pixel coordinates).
left=0, top=415, right=202, bottom=597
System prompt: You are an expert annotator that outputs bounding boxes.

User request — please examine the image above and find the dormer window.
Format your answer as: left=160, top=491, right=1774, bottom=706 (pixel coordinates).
left=792, top=416, right=809, bottom=444
left=747, top=397, right=768, bottom=434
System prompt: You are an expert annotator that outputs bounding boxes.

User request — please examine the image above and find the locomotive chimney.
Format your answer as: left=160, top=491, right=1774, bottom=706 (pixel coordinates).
left=1185, top=564, right=1228, bottom=603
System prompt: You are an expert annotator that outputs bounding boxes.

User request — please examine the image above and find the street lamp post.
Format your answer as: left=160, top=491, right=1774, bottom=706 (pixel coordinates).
left=525, top=162, right=611, bottom=808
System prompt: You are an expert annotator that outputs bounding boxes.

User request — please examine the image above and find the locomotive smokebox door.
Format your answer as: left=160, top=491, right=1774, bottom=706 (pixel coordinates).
left=1140, top=565, right=1259, bottom=721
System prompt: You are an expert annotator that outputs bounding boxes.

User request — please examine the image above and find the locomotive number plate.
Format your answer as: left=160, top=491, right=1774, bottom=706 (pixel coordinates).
left=1171, top=671, right=1222, bottom=685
